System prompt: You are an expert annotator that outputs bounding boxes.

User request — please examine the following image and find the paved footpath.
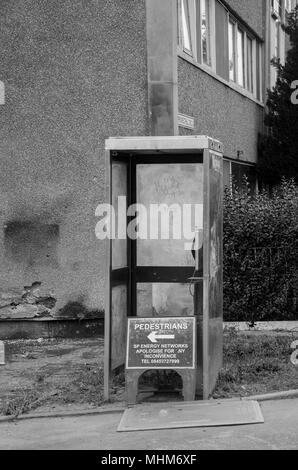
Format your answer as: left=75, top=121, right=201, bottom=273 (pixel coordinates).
left=0, top=399, right=298, bottom=450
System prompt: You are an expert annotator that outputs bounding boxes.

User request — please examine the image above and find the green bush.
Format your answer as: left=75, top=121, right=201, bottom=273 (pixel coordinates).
left=223, top=179, right=298, bottom=322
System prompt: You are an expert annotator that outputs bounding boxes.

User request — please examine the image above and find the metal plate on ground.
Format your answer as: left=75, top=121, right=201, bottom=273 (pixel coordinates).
left=117, top=400, right=264, bottom=432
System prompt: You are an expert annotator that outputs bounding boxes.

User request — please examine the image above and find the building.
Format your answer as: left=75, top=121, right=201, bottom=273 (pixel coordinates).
left=178, top=0, right=297, bottom=189
left=0, top=0, right=296, bottom=330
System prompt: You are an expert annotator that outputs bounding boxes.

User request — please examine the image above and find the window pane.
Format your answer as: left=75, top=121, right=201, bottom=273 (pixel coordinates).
left=256, top=42, right=260, bottom=100
left=112, top=162, right=127, bottom=270
left=275, top=20, right=280, bottom=58
left=247, top=37, right=253, bottom=93
left=272, top=0, right=283, bottom=17
left=237, top=29, right=245, bottom=87
left=271, top=19, right=280, bottom=86
left=231, top=162, right=257, bottom=194
left=137, top=283, right=197, bottom=317
left=182, top=0, right=192, bottom=53
left=279, top=0, right=283, bottom=17
left=201, top=0, right=211, bottom=65
left=215, top=0, right=229, bottom=80
left=136, top=163, right=204, bottom=267
left=258, top=44, right=263, bottom=101
left=229, top=21, right=235, bottom=81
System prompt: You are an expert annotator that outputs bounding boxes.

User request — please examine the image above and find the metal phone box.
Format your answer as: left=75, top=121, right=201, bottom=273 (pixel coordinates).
left=103, top=136, right=223, bottom=402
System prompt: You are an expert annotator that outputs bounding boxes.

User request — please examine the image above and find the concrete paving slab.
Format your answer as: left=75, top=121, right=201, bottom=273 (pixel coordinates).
left=118, top=400, right=264, bottom=432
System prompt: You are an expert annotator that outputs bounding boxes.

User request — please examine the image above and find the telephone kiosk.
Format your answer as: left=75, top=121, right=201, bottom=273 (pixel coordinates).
left=104, top=136, right=224, bottom=404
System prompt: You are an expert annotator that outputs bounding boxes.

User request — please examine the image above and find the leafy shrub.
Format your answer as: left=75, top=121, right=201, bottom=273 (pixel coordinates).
left=224, top=178, right=298, bottom=322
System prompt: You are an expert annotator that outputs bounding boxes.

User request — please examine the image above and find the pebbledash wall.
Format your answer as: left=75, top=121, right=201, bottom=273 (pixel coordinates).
left=177, top=0, right=267, bottom=184
left=178, top=59, right=264, bottom=165
left=0, top=0, right=148, bottom=320
left=0, top=0, right=291, bottom=323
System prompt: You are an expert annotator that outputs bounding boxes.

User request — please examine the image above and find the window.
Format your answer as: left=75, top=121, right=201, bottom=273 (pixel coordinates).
left=256, top=42, right=263, bottom=101
left=237, top=28, right=245, bottom=87
left=285, top=0, right=298, bottom=13
left=228, top=20, right=236, bottom=81
left=270, top=0, right=286, bottom=86
left=274, top=19, right=280, bottom=58
left=178, top=0, right=214, bottom=67
left=285, top=0, right=291, bottom=12
left=247, top=36, right=253, bottom=93
left=214, top=0, right=229, bottom=80
left=226, top=14, right=263, bottom=99
left=178, top=0, right=264, bottom=101
left=224, top=159, right=257, bottom=194
left=231, top=161, right=257, bottom=194
left=201, top=0, right=211, bottom=65
left=272, top=0, right=283, bottom=19
left=270, top=19, right=280, bottom=86
left=181, top=0, right=193, bottom=54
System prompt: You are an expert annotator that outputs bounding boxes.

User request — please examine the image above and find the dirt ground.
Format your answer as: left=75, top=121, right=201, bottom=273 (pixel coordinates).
left=0, top=331, right=298, bottom=417
left=0, top=337, right=125, bottom=417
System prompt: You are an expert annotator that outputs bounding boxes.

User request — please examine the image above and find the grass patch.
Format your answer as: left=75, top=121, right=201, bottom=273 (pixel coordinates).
left=1, top=389, right=43, bottom=418
left=49, top=364, right=105, bottom=407
left=213, top=330, right=298, bottom=398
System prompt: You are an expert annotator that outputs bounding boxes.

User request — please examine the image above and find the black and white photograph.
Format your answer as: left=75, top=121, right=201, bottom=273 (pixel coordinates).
left=0, top=0, right=298, bottom=454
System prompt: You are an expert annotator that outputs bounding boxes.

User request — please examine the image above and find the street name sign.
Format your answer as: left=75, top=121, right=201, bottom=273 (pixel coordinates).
left=126, top=317, right=196, bottom=370
left=178, top=113, right=195, bottom=130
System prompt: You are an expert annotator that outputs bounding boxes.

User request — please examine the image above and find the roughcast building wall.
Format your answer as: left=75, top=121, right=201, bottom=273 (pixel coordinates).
left=0, top=0, right=148, bottom=319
